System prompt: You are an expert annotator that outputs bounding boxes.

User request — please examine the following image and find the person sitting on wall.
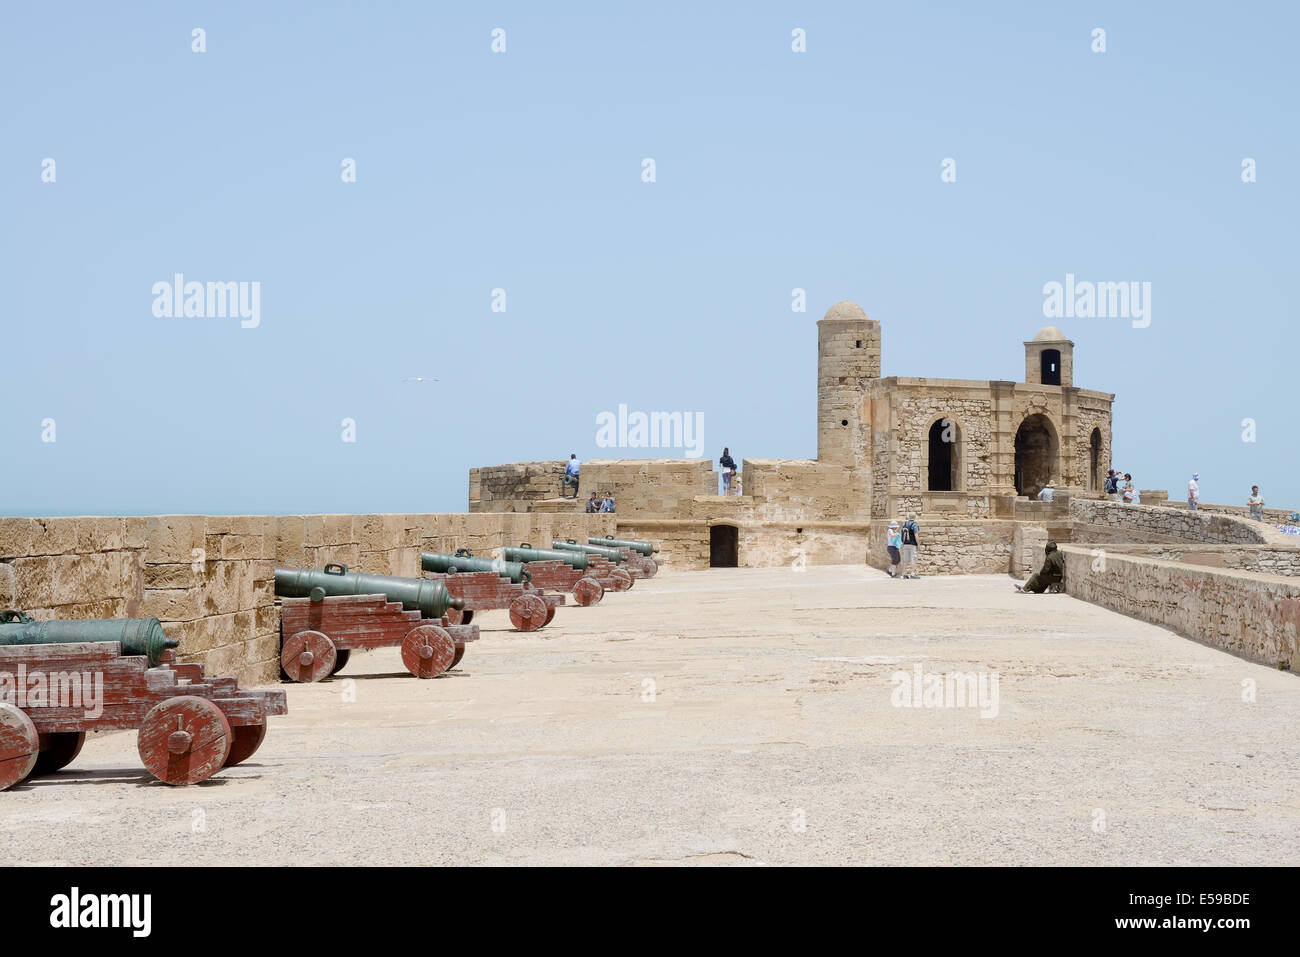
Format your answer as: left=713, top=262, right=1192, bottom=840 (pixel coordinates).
left=1015, top=541, right=1065, bottom=594
left=600, top=492, right=616, bottom=513
left=562, top=453, right=581, bottom=498
left=1037, top=477, right=1057, bottom=503
left=585, top=492, right=602, bottom=513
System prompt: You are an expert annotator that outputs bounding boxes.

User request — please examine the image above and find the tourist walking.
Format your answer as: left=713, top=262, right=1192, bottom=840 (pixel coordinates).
left=1037, top=477, right=1056, bottom=503
left=900, top=513, right=921, bottom=579
left=563, top=453, right=581, bottom=498
left=719, top=447, right=737, bottom=495
left=1187, top=472, right=1200, bottom=510
left=1248, top=485, right=1266, bottom=521
left=886, top=521, right=902, bottom=578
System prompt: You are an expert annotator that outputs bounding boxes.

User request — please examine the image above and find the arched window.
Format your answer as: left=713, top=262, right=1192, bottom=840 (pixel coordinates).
left=927, top=418, right=960, bottom=492
left=1040, top=349, right=1062, bottom=386
left=1089, top=428, right=1102, bottom=490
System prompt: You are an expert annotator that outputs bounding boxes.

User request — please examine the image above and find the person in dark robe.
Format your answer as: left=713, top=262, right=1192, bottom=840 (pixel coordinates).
left=1015, top=541, right=1065, bottom=593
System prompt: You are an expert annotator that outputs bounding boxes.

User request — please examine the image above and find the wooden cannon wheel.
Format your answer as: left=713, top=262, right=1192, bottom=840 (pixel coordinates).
left=137, top=695, right=232, bottom=786
left=572, top=576, right=604, bottom=606
left=330, top=648, right=351, bottom=676
left=281, top=629, right=338, bottom=683
left=400, top=624, right=456, bottom=678
left=223, top=721, right=267, bottom=767
left=448, top=643, right=466, bottom=670
left=508, top=593, right=549, bottom=632
left=609, top=568, right=634, bottom=591
left=0, top=703, right=40, bottom=791
left=543, top=600, right=557, bottom=626
left=32, top=732, right=87, bottom=776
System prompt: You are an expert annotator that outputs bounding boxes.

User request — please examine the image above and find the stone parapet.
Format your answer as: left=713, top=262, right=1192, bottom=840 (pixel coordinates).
left=1061, top=544, right=1300, bottom=669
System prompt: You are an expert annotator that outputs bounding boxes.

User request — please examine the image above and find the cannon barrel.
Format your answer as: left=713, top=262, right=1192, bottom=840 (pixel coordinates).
left=421, top=551, right=528, bottom=585
left=274, top=564, right=462, bottom=619
left=503, top=545, right=589, bottom=570
left=551, top=540, right=626, bottom=562
left=0, top=611, right=177, bottom=667
left=588, top=536, right=658, bottom=556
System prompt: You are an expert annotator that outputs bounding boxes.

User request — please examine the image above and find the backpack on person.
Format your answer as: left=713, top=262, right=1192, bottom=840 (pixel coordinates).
left=901, top=520, right=918, bottom=546
left=1104, top=475, right=1118, bottom=494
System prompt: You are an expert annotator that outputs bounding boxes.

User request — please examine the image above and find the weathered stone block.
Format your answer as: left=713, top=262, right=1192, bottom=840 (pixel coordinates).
left=146, top=515, right=206, bottom=564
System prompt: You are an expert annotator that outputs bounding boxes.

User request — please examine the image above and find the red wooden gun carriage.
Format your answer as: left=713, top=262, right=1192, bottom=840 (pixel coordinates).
left=0, top=628, right=286, bottom=789
left=278, top=593, right=479, bottom=682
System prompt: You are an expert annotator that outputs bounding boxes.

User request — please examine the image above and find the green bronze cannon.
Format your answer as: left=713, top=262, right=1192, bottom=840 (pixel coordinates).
left=503, top=544, right=632, bottom=594
left=421, top=549, right=529, bottom=584
left=551, top=540, right=627, bottom=562
left=0, top=610, right=178, bottom=667
left=274, top=563, right=462, bottom=619
left=502, top=545, right=590, bottom=570
left=553, top=539, right=656, bottom=580
left=588, top=536, right=659, bottom=557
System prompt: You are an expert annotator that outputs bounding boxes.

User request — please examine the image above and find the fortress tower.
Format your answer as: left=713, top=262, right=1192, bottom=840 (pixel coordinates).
left=816, top=300, right=880, bottom=468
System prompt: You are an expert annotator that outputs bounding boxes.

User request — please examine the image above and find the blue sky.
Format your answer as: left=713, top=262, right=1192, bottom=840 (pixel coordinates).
left=2, top=1, right=1295, bottom=515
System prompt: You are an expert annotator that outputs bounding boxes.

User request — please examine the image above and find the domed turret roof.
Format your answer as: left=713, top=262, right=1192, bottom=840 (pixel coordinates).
left=1032, top=325, right=1068, bottom=341
left=822, top=300, right=869, bottom=322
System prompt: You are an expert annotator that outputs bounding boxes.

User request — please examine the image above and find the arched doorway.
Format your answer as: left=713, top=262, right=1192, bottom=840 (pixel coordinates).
left=1089, top=428, right=1102, bottom=490
left=1014, top=414, right=1058, bottom=497
left=710, top=525, right=738, bottom=567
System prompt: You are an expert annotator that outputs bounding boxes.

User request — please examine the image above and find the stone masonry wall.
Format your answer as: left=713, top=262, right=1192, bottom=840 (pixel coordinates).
left=743, top=459, right=871, bottom=524
left=1069, top=499, right=1289, bottom=546
left=0, top=516, right=278, bottom=688
left=1192, top=502, right=1297, bottom=525
left=2, top=512, right=615, bottom=688
left=893, top=394, right=993, bottom=502
left=1061, top=545, right=1300, bottom=669
left=1088, top=543, right=1300, bottom=578
left=469, top=461, right=568, bottom=511
left=739, top=525, right=866, bottom=568
left=1073, top=405, right=1110, bottom=492
left=865, top=520, right=1022, bottom=575
left=275, top=512, right=614, bottom=573
left=578, top=459, right=715, bottom=518
left=470, top=459, right=717, bottom=517
left=611, top=521, right=709, bottom=570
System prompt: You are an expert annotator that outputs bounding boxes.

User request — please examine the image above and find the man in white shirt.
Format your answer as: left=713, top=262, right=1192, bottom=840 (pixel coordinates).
left=563, top=453, right=581, bottom=498
left=1187, top=473, right=1200, bottom=510
left=1036, top=478, right=1056, bottom=503
left=1247, top=485, right=1265, bottom=521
